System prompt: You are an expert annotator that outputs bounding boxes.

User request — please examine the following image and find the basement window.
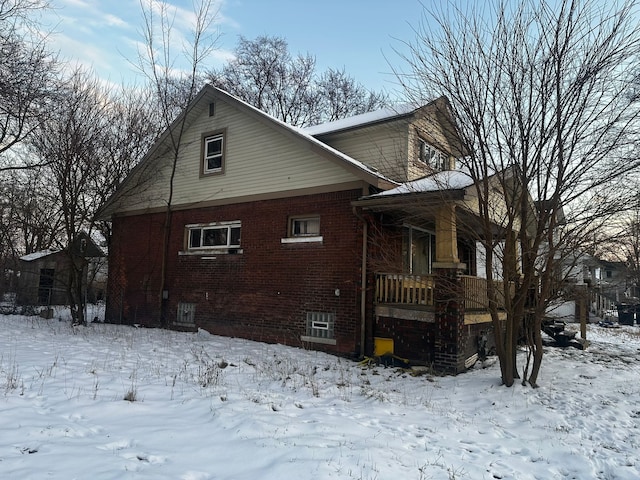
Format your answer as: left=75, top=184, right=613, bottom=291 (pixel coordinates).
left=301, top=311, right=336, bottom=345
left=175, top=302, right=196, bottom=327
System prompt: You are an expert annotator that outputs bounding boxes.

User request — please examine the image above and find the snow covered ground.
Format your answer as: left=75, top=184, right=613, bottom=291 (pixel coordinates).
left=0, top=309, right=639, bottom=480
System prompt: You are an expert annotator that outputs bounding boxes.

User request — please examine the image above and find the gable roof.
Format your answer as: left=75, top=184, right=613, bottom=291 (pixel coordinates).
left=212, top=88, right=393, bottom=182
left=97, top=86, right=397, bottom=220
left=19, top=233, right=105, bottom=262
left=302, top=104, right=417, bottom=136
left=304, top=96, right=469, bottom=159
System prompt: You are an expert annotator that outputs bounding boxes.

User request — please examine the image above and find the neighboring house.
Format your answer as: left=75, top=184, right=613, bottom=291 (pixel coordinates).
left=548, top=248, right=632, bottom=322
left=586, top=258, right=632, bottom=318
left=546, top=251, right=595, bottom=323
left=17, top=233, right=105, bottom=306
left=98, top=85, right=529, bottom=373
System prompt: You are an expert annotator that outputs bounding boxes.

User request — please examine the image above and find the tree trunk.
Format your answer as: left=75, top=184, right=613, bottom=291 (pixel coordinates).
left=527, top=316, right=544, bottom=387
left=68, top=254, right=87, bottom=326
left=502, top=314, right=515, bottom=386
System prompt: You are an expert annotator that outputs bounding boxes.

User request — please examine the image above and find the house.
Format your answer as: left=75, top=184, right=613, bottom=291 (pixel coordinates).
left=589, top=258, right=633, bottom=319
left=98, top=85, right=524, bottom=373
left=17, top=233, right=105, bottom=306
left=547, top=248, right=632, bottom=323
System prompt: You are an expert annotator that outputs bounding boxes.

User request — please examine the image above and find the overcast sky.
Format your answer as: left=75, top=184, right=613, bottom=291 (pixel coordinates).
left=40, top=0, right=426, bottom=96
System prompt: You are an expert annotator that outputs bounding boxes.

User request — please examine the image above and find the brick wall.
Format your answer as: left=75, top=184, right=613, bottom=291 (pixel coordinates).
left=373, top=316, right=436, bottom=364
left=106, top=189, right=365, bottom=357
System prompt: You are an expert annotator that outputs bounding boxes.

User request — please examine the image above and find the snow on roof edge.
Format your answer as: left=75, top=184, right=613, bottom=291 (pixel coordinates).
left=369, top=169, right=475, bottom=197
left=20, top=249, right=60, bottom=262
left=302, top=104, right=418, bottom=136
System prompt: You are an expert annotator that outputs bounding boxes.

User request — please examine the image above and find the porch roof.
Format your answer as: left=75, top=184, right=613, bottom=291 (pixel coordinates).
left=351, top=169, right=491, bottom=239
left=374, top=170, right=474, bottom=197
left=353, top=169, right=471, bottom=209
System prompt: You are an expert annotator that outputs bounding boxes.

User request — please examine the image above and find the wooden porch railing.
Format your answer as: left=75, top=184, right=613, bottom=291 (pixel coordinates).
left=375, top=273, right=434, bottom=306
left=461, top=275, right=489, bottom=310
left=461, top=275, right=515, bottom=310
left=375, top=273, right=515, bottom=310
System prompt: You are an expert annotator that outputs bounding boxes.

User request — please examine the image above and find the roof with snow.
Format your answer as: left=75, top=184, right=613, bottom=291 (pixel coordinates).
left=371, top=170, right=475, bottom=198
left=302, top=104, right=417, bottom=136
left=96, top=86, right=400, bottom=220
left=20, top=249, right=60, bottom=262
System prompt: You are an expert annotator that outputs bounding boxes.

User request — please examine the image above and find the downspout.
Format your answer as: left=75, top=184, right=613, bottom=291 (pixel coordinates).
left=352, top=205, right=368, bottom=359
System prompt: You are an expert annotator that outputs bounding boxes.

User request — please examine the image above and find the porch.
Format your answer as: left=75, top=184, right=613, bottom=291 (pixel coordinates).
left=372, top=272, right=508, bottom=369
left=375, top=272, right=511, bottom=317
left=354, top=186, right=512, bottom=371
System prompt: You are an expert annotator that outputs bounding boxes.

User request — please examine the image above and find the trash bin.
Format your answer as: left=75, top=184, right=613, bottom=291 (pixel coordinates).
left=616, top=303, right=635, bottom=325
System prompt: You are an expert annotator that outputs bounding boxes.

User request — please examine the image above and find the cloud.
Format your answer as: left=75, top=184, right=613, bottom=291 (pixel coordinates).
left=43, top=0, right=236, bottom=84
left=104, top=13, right=129, bottom=29
left=57, top=0, right=92, bottom=8
left=51, top=0, right=135, bottom=31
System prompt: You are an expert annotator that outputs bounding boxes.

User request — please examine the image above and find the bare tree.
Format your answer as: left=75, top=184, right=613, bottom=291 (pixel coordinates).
left=93, top=85, right=162, bottom=244
left=0, top=169, right=62, bottom=255
left=209, top=35, right=388, bottom=126
left=396, top=0, right=640, bottom=386
left=0, top=0, right=58, bottom=169
left=28, top=66, right=161, bottom=324
left=318, top=68, right=388, bottom=122
left=135, top=0, right=220, bottom=326
left=0, top=0, right=46, bottom=22
left=29, top=69, right=111, bottom=323
left=599, top=201, right=640, bottom=297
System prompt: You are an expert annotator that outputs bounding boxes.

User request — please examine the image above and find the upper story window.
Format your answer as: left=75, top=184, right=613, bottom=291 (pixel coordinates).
left=202, top=131, right=225, bottom=175
left=418, top=139, right=448, bottom=171
left=187, top=221, right=241, bottom=251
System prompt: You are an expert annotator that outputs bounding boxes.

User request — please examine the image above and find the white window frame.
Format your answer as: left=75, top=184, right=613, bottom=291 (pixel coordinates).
left=291, top=216, right=320, bottom=236
left=301, top=311, right=336, bottom=345
left=281, top=216, right=323, bottom=244
left=203, top=133, right=224, bottom=174
left=186, top=221, right=242, bottom=253
left=418, top=139, right=447, bottom=171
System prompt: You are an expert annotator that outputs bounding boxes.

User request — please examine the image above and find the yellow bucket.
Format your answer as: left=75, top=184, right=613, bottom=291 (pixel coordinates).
left=373, top=337, right=394, bottom=356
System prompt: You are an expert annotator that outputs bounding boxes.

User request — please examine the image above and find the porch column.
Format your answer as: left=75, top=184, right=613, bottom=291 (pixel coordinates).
left=435, top=204, right=460, bottom=264
left=433, top=203, right=467, bottom=373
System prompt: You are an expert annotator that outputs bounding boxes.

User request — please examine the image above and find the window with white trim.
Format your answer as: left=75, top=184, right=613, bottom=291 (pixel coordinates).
left=305, top=311, right=335, bottom=341
left=291, top=216, right=320, bottom=237
left=418, top=138, right=448, bottom=171
left=203, top=132, right=224, bottom=174
left=187, top=221, right=241, bottom=252
left=281, top=216, right=322, bottom=244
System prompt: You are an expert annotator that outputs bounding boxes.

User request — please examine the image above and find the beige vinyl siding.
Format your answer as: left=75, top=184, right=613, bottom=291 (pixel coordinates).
left=408, top=108, right=459, bottom=180
left=459, top=178, right=523, bottom=234
left=113, top=97, right=365, bottom=214
left=316, top=119, right=410, bottom=183
left=101, top=153, right=173, bottom=215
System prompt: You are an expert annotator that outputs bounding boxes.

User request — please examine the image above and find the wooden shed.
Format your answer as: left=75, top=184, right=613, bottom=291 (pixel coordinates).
left=17, top=234, right=105, bottom=306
